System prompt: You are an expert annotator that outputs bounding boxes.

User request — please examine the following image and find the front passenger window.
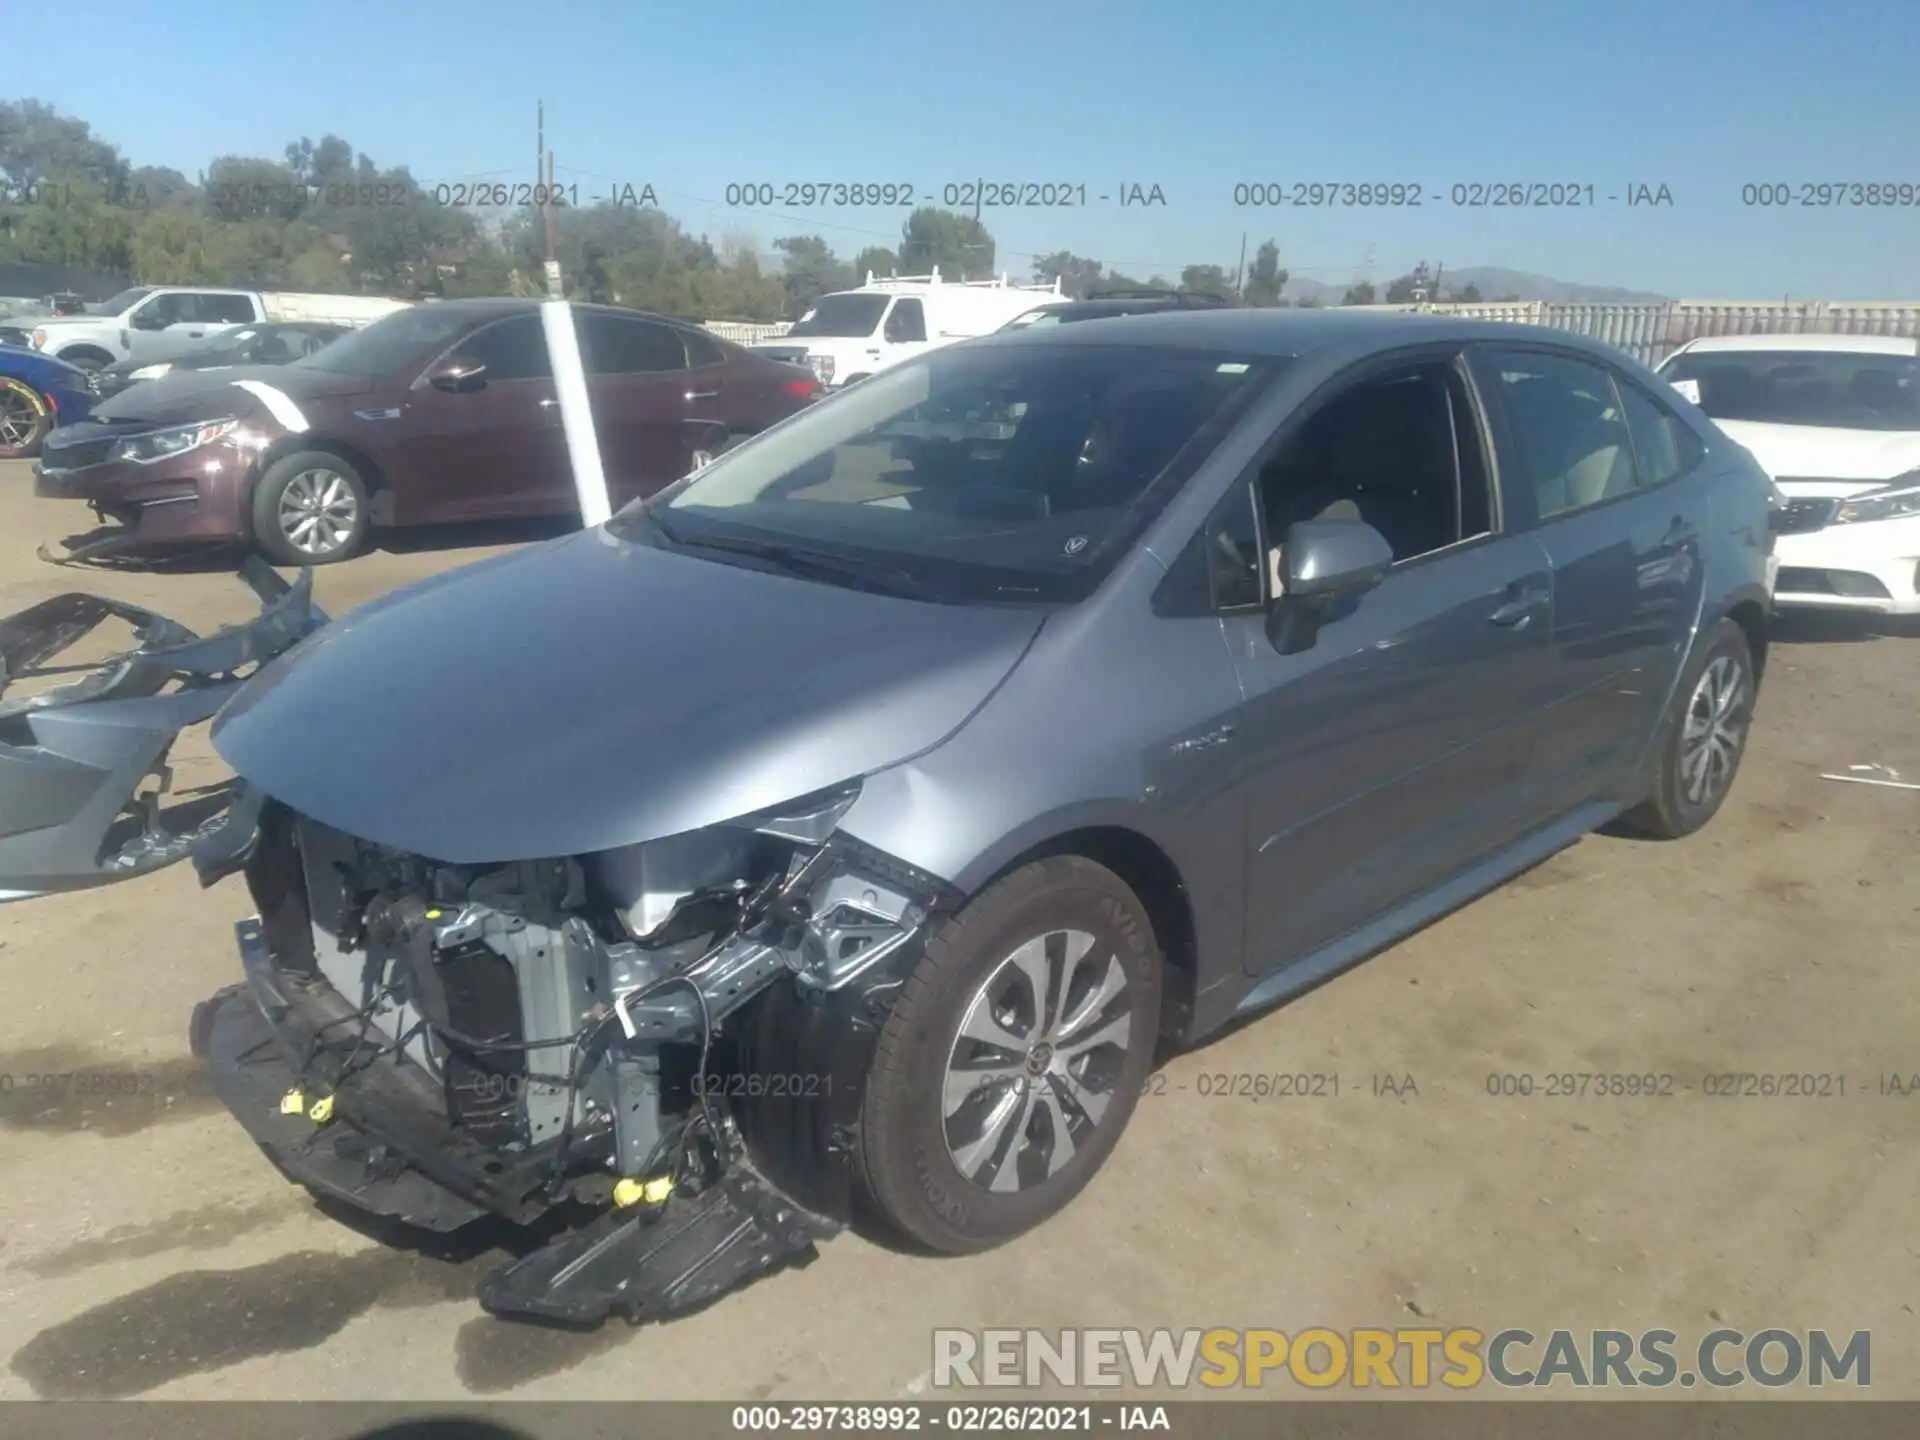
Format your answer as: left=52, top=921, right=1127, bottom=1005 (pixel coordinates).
left=460, top=316, right=552, bottom=381
left=884, top=300, right=927, bottom=344
left=1486, top=350, right=1637, bottom=520
left=1256, top=361, right=1482, bottom=564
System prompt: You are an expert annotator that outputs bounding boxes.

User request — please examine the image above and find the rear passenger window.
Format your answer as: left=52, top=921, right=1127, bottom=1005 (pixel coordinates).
left=199, top=294, right=258, bottom=325
left=583, top=315, right=687, bottom=375
left=1485, top=350, right=1638, bottom=521
left=683, top=328, right=727, bottom=368
left=1618, top=380, right=1704, bottom=487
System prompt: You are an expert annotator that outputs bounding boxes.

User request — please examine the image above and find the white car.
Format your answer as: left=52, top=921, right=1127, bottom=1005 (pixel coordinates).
left=1657, top=333, right=1920, bottom=616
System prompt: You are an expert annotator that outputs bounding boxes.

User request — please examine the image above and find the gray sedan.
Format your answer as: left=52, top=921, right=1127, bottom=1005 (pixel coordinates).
left=169, top=309, right=1775, bottom=1324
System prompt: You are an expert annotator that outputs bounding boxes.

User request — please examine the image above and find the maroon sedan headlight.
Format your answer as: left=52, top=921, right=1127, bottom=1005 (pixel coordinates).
left=108, top=417, right=241, bottom=465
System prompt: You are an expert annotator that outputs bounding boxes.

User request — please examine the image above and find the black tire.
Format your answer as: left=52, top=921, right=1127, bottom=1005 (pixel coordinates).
left=0, top=377, right=51, bottom=460
left=250, top=450, right=371, bottom=565
left=54, top=349, right=111, bottom=373
left=858, top=856, right=1163, bottom=1254
left=1619, top=617, right=1756, bottom=839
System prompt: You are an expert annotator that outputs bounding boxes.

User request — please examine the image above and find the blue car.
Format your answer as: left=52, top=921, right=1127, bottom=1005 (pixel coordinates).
left=0, top=343, right=98, bottom=460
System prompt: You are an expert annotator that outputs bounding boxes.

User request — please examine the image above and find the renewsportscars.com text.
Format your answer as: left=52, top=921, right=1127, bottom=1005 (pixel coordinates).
left=932, top=1326, right=1871, bottom=1390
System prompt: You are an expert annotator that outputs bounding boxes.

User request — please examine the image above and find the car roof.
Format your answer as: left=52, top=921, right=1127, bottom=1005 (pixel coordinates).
left=980, top=307, right=1644, bottom=365
left=1672, top=332, right=1920, bottom=358
left=408, top=297, right=711, bottom=330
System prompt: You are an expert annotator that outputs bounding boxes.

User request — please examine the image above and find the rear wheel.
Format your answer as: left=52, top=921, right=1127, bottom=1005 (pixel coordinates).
left=858, top=856, right=1162, bottom=1253
left=1620, top=617, right=1756, bottom=838
left=251, top=451, right=370, bottom=565
left=0, top=378, right=50, bottom=460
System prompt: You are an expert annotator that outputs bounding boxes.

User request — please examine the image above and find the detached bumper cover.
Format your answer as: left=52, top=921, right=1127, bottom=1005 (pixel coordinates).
left=0, top=559, right=323, bottom=901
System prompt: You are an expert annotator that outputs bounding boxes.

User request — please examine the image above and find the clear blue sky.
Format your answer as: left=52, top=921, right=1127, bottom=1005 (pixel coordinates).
left=24, top=0, right=1920, bottom=298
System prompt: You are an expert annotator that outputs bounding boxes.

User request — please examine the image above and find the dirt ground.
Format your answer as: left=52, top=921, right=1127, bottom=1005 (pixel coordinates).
left=0, top=458, right=1914, bottom=1404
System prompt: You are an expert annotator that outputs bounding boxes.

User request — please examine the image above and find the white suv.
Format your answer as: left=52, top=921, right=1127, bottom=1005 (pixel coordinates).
left=1658, top=333, right=1920, bottom=616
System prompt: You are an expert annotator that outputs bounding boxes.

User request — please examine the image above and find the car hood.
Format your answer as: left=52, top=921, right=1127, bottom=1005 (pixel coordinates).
left=91, top=365, right=374, bottom=424
left=211, top=525, right=1045, bottom=863
left=1714, top=420, right=1920, bottom=495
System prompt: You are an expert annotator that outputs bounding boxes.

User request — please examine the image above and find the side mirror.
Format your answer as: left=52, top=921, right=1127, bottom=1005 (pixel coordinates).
left=429, top=358, right=487, bottom=393
left=1264, top=518, right=1394, bottom=655
left=130, top=310, right=168, bottom=331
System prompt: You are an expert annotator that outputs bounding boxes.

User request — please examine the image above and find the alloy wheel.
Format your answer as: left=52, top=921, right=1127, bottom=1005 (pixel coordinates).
left=0, top=386, right=41, bottom=449
left=942, top=927, right=1134, bottom=1194
left=277, top=467, right=359, bottom=557
left=1680, top=653, right=1749, bottom=806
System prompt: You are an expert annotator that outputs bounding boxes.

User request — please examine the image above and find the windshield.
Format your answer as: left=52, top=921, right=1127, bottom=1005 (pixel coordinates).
left=1661, top=349, right=1920, bottom=432
left=192, top=326, right=266, bottom=361
left=786, top=293, right=889, bottom=339
left=298, top=305, right=479, bottom=377
left=616, top=342, right=1278, bottom=604
left=1003, top=308, right=1065, bottom=330
left=96, top=288, right=155, bottom=316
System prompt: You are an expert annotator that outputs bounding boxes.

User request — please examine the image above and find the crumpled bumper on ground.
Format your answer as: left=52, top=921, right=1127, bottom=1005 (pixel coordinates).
left=0, top=558, right=323, bottom=902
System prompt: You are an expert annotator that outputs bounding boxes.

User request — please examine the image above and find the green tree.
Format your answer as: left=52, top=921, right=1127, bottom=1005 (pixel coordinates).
left=1179, top=263, right=1233, bottom=298
left=0, top=99, right=129, bottom=191
left=1031, top=250, right=1104, bottom=298
left=1241, top=240, right=1287, bottom=307
left=773, top=234, right=854, bottom=315
left=1341, top=280, right=1377, bottom=305
left=852, top=245, right=898, bottom=280
left=1455, top=282, right=1484, bottom=302
left=898, top=207, right=994, bottom=279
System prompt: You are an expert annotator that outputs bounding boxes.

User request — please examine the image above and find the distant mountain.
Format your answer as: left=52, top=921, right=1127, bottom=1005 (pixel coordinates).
left=1284, top=267, right=1670, bottom=306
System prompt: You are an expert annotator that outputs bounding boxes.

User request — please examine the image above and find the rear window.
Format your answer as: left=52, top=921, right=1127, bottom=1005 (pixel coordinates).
left=1661, top=349, right=1920, bottom=431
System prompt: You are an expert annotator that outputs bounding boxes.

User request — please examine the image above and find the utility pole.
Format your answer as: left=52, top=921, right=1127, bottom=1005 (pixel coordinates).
left=538, top=102, right=561, bottom=298
left=1234, top=233, right=1247, bottom=296
left=545, top=148, right=561, bottom=297
left=1431, top=261, right=1444, bottom=305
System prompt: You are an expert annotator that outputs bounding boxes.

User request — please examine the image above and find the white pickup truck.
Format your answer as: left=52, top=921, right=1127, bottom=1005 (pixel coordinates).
left=25, top=286, right=411, bottom=371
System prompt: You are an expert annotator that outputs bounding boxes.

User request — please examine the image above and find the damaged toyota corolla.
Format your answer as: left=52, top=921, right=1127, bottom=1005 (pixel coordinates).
left=177, top=311, right=1774, bottom=1325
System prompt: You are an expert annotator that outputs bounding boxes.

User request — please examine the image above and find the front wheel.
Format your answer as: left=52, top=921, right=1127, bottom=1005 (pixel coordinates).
left=1620, top=617, right=1756, bottom=839
left=858, top=856, right=1162, bottom=1254
left=0, top=378, right=50, bottom=459
left=251, top=451, right=370, bottom=565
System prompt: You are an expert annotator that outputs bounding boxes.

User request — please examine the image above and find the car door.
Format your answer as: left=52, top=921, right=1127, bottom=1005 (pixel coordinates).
left=1217, top=348, right=1560, bottom=974
left=1470, top=345, right=1711, bottom=816
left=877, top=297, right=932, bottom=373
left=578, top=311, right=698, bottom=507
left=123, top=291, right=195, bottom=358
left=386, top=313, right=570, bottom=523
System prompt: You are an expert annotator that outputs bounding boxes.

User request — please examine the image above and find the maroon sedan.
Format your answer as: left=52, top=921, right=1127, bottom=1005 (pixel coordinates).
left=33, top=299, right=820, bottom=564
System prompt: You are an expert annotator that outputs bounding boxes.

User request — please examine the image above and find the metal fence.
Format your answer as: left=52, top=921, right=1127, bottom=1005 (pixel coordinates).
left=702, top=320, right=792, bottom=344
left=1344, top=300, right=1920, bottom=367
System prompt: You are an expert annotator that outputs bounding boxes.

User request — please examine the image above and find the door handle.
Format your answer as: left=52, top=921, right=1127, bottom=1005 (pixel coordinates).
left=1489, top=584, right=1548, bottom=627
left=684, top=390, right=719, bottom=402
left=1660, top=516, right=1697, bottom=549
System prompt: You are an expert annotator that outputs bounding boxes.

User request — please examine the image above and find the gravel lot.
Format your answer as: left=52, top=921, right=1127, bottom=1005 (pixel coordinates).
left=0, top=458, right=1915, bottom=1402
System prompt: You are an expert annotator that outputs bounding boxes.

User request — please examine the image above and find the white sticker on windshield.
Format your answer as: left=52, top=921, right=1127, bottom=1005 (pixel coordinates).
left=1668, top=377, right=1702, bottom=405
left=1216, top=362, right=1251, bottom=374
left=232, top=379, right=309, bottom=433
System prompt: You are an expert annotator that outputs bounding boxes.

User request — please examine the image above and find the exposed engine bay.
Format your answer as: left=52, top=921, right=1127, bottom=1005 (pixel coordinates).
left=190, top=779, right=960, bottom=1324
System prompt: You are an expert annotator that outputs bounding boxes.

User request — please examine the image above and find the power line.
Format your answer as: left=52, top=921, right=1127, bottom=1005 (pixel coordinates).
left=549, top=163, right=1361, bottom=278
